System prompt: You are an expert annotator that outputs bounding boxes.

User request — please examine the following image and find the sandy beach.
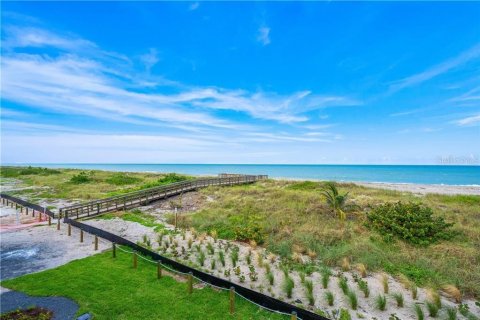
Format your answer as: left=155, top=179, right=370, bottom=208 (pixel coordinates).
left=357, top=182, right=480, bottom=195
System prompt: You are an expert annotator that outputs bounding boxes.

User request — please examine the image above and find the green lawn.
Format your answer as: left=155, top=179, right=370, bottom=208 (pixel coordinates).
left=1, top=250, right=287, bottom=320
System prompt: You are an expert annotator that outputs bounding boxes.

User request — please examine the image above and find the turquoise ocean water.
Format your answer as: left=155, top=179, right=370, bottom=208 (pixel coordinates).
left=14, top=164, right=480, bottom=186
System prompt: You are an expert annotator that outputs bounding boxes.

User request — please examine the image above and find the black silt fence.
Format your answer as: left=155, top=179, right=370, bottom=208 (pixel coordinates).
left=0, top=193, right=56, bottom=218
left=65, top=218, right=328, bottom=320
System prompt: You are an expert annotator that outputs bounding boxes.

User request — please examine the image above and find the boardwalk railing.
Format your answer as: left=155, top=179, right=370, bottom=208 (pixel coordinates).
left=61, top=174, right=267, bottom=220
left=0, top=193, right=56, bottom=218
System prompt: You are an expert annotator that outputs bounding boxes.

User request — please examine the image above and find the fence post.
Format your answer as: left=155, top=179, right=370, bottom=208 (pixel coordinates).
left=291, top=311, right=297, bottom=320
left=38, top=212, right=42, bottom=222
left=80, top=229, right=84, bottom=243
left=32, top=209, right=35, bottom=218
left=174, top=207, right=178, bottom=231
left=57, top=217, right=60, bottom=230
left=229, top=287, right=235, bottom=314
left=112, top=243, right=116, bottom=258
left=94, top=236, right=98, bottom=251
left=68, top=224, right=71, bottom=236
left=157, top=261, right=162, bottom=279
left=48, top=216, right=52, bottom=226
left=188, top=272, right=193, bottom=294
left=133, top=251, right=138, bottom=269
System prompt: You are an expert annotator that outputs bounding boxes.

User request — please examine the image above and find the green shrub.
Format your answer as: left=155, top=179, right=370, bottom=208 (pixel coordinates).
left=286, top=181, right=319, bottom=191
left=304, top=280, right=314, bottom=305
left=70, top=171, right=92, bottom=184
left=106, top=173, right=140, bottom=185
left=1, top=166, right=61, bottom=177
left=347, top=290, right=358, bottom=310
left=366, top=202, right=454, bottom=245
left=339, top=309, right=351, bottom=320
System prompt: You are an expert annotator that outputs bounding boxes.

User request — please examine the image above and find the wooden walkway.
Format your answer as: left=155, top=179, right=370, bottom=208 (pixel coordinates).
left=61, top=174, right=267, bottom=220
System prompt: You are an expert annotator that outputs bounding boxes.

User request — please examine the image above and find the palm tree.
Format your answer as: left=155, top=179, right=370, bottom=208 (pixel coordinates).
left=321, top=182, right=349, bottom=220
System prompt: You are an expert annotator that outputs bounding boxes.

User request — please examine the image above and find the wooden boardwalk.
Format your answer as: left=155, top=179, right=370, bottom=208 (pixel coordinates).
left=61, top=174, right=267, bottom=220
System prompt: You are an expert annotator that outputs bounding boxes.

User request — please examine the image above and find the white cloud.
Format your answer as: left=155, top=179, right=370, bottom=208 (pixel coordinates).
left=257, top=26, right=271, bottom=46
left=455, top=114, right=480, bottom=126
left=389, top=43, right=480, bottom=93
left=139, top=48, right=160, bottom=72
left=189, top=2, right=200, bottom=11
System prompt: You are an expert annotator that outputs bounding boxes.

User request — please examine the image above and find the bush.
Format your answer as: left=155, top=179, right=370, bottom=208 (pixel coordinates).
left=1, top=166, right=61, bottom=177
left=106, top=173, right=141, bottom=185
left=366, top=202, right=454, bottom=245
left=70, top=171, right=92, bottom=184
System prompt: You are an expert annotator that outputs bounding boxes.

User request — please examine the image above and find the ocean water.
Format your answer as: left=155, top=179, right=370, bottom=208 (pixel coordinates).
left=15, top=164, right=480, bottom=186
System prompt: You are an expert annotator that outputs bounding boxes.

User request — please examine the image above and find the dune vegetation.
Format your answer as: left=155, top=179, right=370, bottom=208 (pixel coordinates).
left=0, top=166, right=192, bottom=200
left=175, top=179, right=480, bottom=299
left=2, top=166, right=479, bottom=300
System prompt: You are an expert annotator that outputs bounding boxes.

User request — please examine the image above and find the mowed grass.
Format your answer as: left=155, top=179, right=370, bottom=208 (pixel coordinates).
left=0, top=166, right=193, bottom=200
left=178, top=180, right=480, bottom=298
left=1, top=250, right=286, bottom=320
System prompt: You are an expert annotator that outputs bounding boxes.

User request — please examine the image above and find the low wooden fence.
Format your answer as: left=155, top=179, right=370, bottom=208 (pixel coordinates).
left=61, top=174, right=267, bottom=220
left=0, top=193, right=56, bottom=219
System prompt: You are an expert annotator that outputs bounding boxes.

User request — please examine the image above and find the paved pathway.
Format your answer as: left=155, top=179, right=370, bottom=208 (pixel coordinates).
left=0, top=287, right=79, bottom=319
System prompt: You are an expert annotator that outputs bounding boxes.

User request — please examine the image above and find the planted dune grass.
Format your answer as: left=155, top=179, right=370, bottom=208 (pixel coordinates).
left=1, top=250, right=286, bottom=320
left=177, top=179, right=480, bottom=298
left=1, top=166, right=193, bottom=200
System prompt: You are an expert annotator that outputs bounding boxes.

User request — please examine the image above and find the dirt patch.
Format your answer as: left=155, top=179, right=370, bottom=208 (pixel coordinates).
left=0, top=306, right=53, bottom=320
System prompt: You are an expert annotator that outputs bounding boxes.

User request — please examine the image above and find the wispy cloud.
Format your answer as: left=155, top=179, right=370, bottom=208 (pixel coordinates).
left=257, top=26, right=271, bottom=46
left=139, top=48, right=160, bottom=72
left=189, top=2, right=200, bottom=11
left=1, top=25, right=358, bottom=130
left=389, top=43, right=480, bottom=93
left=455, top=114, right=480, bottom=126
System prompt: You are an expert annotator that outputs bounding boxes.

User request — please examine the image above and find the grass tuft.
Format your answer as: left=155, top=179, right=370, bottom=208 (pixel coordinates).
left=282, top=276, right=295, bottom=299
left=356, top=263, right=367, bottom=278
left=375, top=295, right=387, bottom=311
left=392, top=292, right=404, bottom=308
left=347, top=290, right=358, bottom=310
left=380, top=273, right=389, bottom=294
left=338, top=276, right=349, bottom=295
left=426, top=301, right=439, bottom=317
left=304, top=280, right=314, bottom=306
left=325, top=291, right=334, bottom=306
left=321, top=267, right=331, bottom=289
left=414, top=304, right=424, bottom=320
left=443, top=284, right=462, bottom=303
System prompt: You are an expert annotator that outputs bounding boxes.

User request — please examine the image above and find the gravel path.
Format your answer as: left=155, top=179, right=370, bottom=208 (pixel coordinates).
left=0, top=287, right=79, bottom=319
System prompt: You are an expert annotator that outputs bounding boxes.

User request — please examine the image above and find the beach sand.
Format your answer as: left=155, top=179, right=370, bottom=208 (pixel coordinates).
left=357, top=182, right=480, bottom=195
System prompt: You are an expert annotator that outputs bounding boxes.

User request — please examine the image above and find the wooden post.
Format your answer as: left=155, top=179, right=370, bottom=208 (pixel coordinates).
left=112, top=243, right=116, bottom=258
left=26, top=208, right=29, bottom=215
left=68, top=224, right=71, bottom=236
left=133, top=252, right=138, bottom=269
left=80, top=229, right=84, bottom=243
left=94, top=236, right=98, bottom=251
left=157, top=261, right=162, bottom=279
left=48, top=216, right=52, bottom=226
left=20, top=206, right=23, bottom=213
left=174, top=207, right=178, bottom=231
left=188, top=272, right=193, bottom=294
left=291, top=311, right=297, bottom=320
left=38, top=212, right=42, bottom=222
left=32, top=209, right=35, bottom=218
left=229, top=287, right=235, bottom=314
left=57, top=218, right=60, bottom=230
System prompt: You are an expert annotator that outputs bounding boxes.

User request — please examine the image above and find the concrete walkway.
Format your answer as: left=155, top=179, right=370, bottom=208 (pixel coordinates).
left=0, top=287, right=79, bottom=320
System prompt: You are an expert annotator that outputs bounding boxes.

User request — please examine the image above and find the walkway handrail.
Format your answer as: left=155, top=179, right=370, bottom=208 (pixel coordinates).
left=0, top=193, right=56, bottom=218
left=61, top=174, right=267, bottom=219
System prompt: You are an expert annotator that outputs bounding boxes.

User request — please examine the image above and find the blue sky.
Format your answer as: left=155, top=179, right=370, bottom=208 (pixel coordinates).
left=1, top=2, right=479, bottom=164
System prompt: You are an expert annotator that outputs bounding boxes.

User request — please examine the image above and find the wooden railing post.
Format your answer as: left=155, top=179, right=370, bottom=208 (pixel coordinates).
left=80, top=229, right=84, bottom=243
left=157, top=261, right=162, bottom=279
left=291, top=311, right=297, bottom=320
left=68, top=224, right=71, bottom=236
left=133, top=251, right=138, bottom=269
left=188, top=272, right=193, bottom=294
left=229, top=287, right=235, bottom=314
left=112, top=243, right=116, bottom=258
left=94, top=236, right=98, bottom=250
